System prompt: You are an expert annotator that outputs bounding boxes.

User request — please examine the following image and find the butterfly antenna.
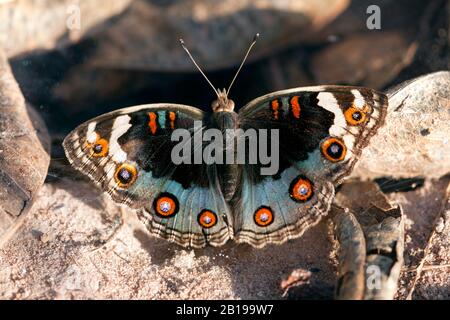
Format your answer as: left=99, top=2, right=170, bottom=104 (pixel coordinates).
left=226, top=33, right=259, bottom=96
left=179, top=38, right=220, bottom=98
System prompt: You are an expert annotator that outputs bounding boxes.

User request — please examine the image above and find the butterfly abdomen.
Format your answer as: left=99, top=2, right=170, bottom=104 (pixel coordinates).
left=212, top=112, right=241, bottom=202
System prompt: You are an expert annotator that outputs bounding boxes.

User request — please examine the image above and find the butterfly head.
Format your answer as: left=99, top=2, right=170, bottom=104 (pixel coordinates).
left=212, top=88, right=235, bottom=113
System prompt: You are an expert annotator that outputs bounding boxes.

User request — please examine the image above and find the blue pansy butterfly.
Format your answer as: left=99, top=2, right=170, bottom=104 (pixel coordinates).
left=63, top=35, right=387, bottom=248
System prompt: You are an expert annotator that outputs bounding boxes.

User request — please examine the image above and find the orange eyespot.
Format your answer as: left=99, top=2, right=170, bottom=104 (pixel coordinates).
left=344, top=105, right=367, bottom=125
left=197, top=210, right=218, bottom=229
left=153, top=193, right=179, bottom=218
left=84, top=133, right=109, bottom=157
left=254, top=206, right=274, bottom=227
left=321, top=137, right=346, bottom=162
left=90, top=138, right=109, bottom=157
left=289, top=176, right=314, bottom=202
left=289, top=96, right=301, bottom=119
left=114, top=163, right=137, bottom=188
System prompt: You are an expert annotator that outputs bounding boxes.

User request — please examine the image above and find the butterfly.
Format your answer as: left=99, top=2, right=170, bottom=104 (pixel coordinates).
left=63, top=35, right=388, bottom=248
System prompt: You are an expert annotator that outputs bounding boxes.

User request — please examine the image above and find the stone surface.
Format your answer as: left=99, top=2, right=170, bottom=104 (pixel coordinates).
left=0, top=0, right=448, bottom=301
left=79, top=0, right=350, bottom=72
left=0, top=50, right=50, bottom=248
left=352, top=71, right=450, bottom=179
left=331, top=206, right=366, bottom=300
left=0, top=179, right=336, bottom=299
left=394, top=176, right=450, bottom=299
left=0, top=0, right=131, bottom=58
left=311, top=31, right=417, bottom=89
left=0, top=176, right=448, bottom=299
left=333, top=181, right=404, bottom=300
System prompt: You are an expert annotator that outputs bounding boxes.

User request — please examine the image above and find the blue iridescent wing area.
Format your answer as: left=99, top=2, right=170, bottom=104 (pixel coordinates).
left=63, top=104, right=233, bottom=248
left=235, top=86, right=388, bottom=247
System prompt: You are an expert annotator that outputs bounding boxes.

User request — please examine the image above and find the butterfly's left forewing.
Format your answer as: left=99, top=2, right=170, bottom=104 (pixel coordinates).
left=235, top=86, right=387, bottom=247
left=63, top=103, right=233, bottom=248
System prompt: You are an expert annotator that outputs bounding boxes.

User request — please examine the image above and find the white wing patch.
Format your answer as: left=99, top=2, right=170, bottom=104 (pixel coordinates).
left=109, top=115, right=132, bottom=163
left=317, top=92, right=355, bottom=159
left=351, top=89, right=366, bottom=109
left=86, top=121, right=98, bottom=143
left=317, top=92, right=346, bottom=136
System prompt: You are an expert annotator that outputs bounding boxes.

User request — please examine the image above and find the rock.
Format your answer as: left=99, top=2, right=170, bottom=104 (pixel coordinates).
left=332, top=177, right=450, bottom=300
left=311, top=31, right=417, bottom=88
left=0, top=0, right=131, bottom=57
left=394, top=0, right=449, bottom=84
left=75, top=0, right=350, bottom=72
left=331, top=206, right=366, bottom=300
left=0, top=50, right=50, bottom=248
left=317, top=0, right=428, bottom=42
left=333, top=181, right=404, bottom=300
left=310, top=0, right=446, bottom=88
left=391, top=176, right=450, bottom=300
left=352, top=71, right=450, bottom=179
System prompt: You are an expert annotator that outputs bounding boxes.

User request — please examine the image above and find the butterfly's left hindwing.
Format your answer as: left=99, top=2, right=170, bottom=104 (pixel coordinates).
left=63, top=104, right=234, bottom=248
left=234, top=86, right=387, bottom=247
